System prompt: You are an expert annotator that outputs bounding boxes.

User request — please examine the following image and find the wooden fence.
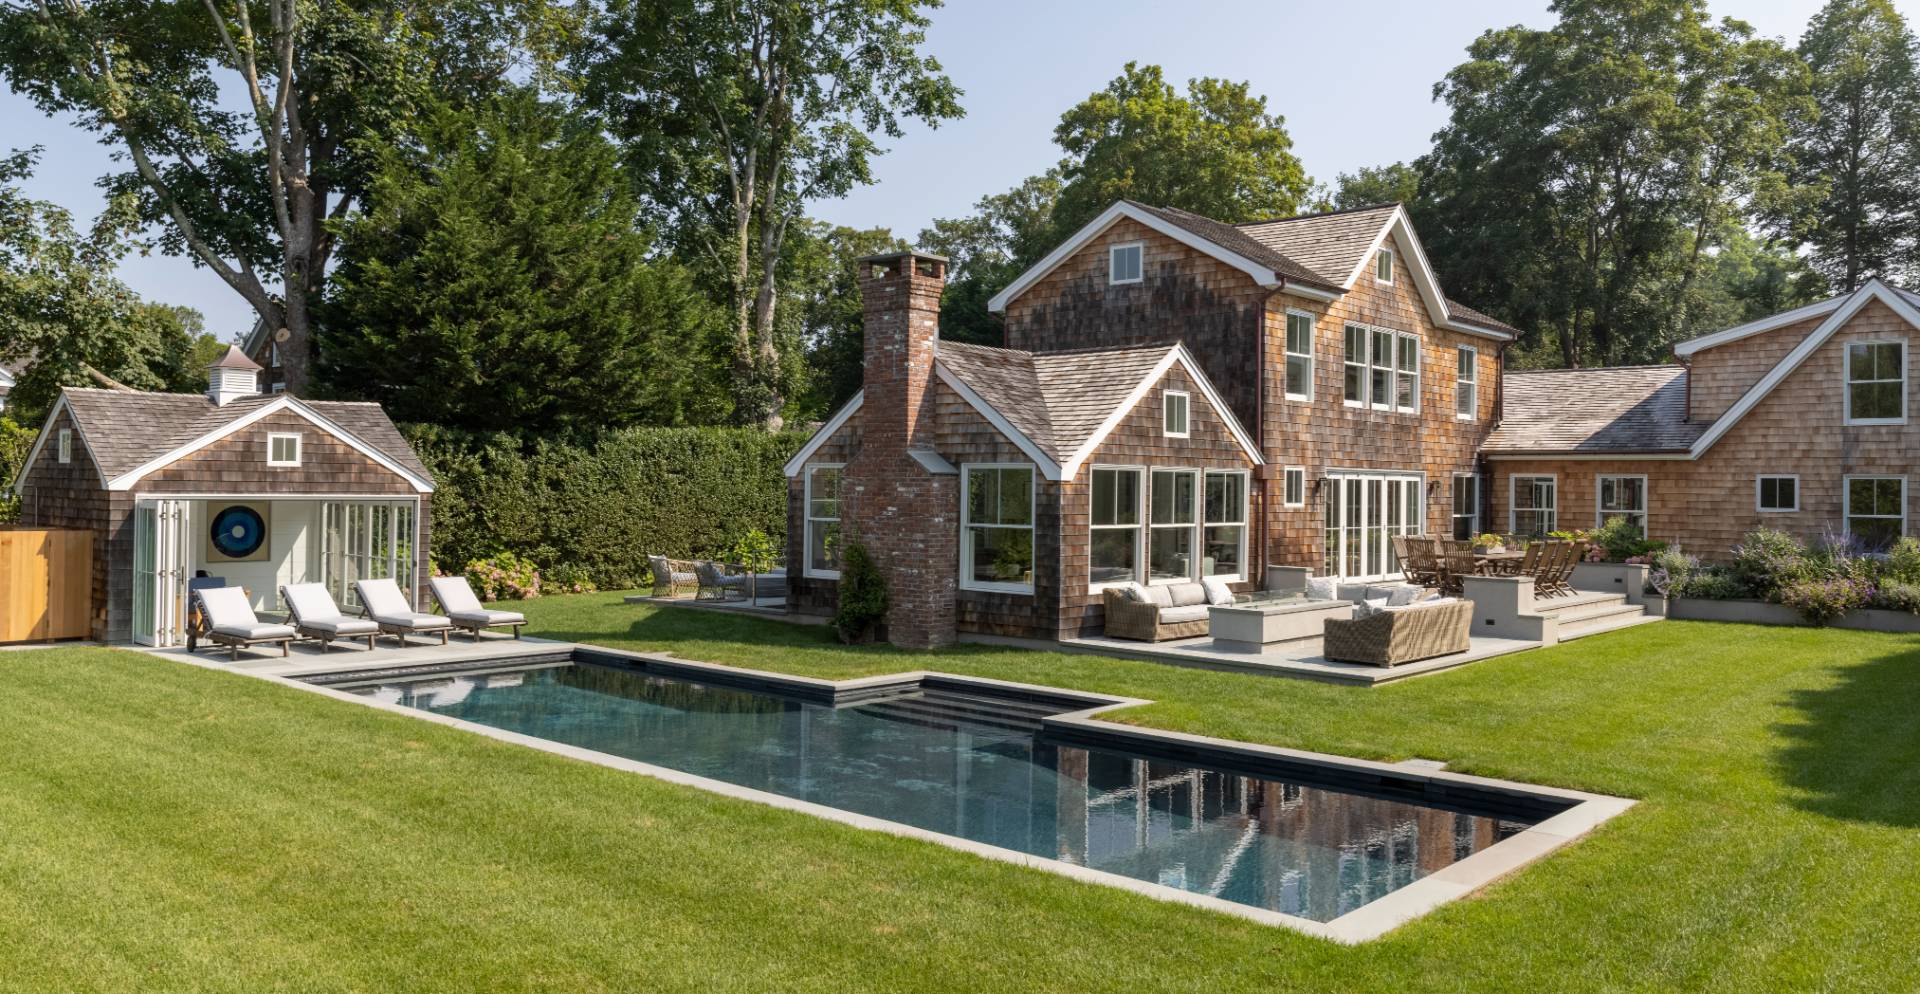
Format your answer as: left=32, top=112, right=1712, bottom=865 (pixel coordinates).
left=0, top=528, right=93, bottom=643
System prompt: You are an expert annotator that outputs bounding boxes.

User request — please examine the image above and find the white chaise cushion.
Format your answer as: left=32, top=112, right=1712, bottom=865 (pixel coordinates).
left=212, top=621, right=298, bottom=640
left=281, top=583, right=381, bottom=636
left=430, top=575, right=526, bottom=626
left=354, top=578, right=452, bottom=629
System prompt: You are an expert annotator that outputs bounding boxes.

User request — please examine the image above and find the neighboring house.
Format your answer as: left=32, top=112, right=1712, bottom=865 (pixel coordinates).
left=786, top=199, right=1518, bottom=645
left=8, top=346, right=433, bottom=645
left=0, top=359, right=16, bottom=413
left=1484, top=279, right=1920, bottom=557
left=239, top=318, right=290, bottom=393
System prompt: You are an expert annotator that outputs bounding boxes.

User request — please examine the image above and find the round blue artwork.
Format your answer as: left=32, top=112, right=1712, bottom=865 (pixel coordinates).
left=209, top=505, right=266, bottom=559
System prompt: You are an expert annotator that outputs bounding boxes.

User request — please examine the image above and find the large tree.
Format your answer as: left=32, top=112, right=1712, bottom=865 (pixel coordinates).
left=786, top=221, right=907, bottom=420
left=1419, top=0, right=1808, bottom=367
left=1784, top=0, right=1920, bottom=289
left=319, top=92, right=731, bottom=435
left=1048, top=62, right=1311, bottom=239
left=582, top=0, right=962, bottom=429
left=0, top=0, right=567, bottom=395
left=916, top=170, right=1061, bottom=345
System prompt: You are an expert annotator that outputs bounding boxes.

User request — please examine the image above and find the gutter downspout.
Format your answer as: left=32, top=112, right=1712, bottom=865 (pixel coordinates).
left=1256, top=284, right=1286, bottom=584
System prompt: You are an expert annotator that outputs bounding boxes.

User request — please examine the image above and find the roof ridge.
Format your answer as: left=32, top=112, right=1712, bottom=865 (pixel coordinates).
left=1233, top=202, right=1401, bottom=228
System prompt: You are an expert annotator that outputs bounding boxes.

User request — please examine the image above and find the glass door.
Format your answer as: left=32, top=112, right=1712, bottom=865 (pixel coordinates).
left=1322, top=474, right=1424, bottom=580
left=132, top=504, right=157, bottom=645
left=323, top=500, right=419, bottom=609
left=131, top=499, right=189, bottom=646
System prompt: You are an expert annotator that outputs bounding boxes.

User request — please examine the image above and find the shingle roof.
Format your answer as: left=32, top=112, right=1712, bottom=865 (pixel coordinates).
left=1126, top=202, right=1340, bottom=291
left=1445, top=298, right=1520, bottom=336
left=1481, top=366, right=1703, bottom=454
left=1235, top=203, right=1400, bottom=286
left=57, top=388, right=432, bottom=483
left=936, top=340, right=1176, bottom=461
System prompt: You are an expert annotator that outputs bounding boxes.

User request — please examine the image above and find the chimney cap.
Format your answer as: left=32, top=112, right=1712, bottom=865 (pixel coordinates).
left=208, top=344, right=264, bottom=372
left=856, top=250, right=949, bottom=266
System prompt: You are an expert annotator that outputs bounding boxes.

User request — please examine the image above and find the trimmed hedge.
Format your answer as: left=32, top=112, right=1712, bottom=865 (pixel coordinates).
left=407, top=425, right=808, bottom=589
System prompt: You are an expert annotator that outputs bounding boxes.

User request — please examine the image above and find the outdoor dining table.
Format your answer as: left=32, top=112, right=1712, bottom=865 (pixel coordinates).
left=1473, top=550, right=1527, bottom=575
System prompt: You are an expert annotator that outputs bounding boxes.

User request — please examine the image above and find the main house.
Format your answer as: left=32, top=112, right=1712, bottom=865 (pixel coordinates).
left=9, top=346, right=433, bottom=646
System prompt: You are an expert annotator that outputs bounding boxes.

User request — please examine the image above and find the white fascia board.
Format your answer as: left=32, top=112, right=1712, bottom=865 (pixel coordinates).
left=1371, top=208, right=1516, bottom=342
left=8, top=394, right=110, bottom=494
left=1339, top=207, right=1403, bottom=291
left=1280, top=282, right=1340, bottom=303
left=783, top=391, right=863, bottom=477
left=1689, top=280, right=1920, bottom=457
left=1058, top=344, right=1265, bottom=479
left=1672, top=295, right=1845, bottom=358
left=1482, top=451, right=1692, bottom=462
left=988, top=201, right=1279, bottom=313
left=933, top=364, right=1064, bottom=480
left=107, top=396, right=435, bottom=493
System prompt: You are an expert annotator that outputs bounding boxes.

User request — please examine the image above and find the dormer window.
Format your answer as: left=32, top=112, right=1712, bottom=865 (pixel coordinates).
left=267, top=432, right=302, bottom=467
left=1109, top=242, right=1143, bottom=285
left=1375, top=247, right=1394, bottom=284
left=1163, top=390, right=1190, bottom=437
left=57, top=429, right=72, bottom=464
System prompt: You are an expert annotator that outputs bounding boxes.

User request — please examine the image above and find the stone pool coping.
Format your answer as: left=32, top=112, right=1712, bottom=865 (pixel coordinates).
left=174, top=642, right=1636, bottom=945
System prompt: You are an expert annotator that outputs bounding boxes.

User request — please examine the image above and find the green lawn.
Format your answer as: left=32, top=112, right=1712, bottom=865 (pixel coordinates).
left=3, top=596, right=1918, bottom=992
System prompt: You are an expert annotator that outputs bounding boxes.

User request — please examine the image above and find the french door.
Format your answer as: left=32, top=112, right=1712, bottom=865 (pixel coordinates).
left=1322, top=473, right=1423, bottom=581
left=132, top=499, right=190, bottom=646
left=321, top=500, right=417, bottom=609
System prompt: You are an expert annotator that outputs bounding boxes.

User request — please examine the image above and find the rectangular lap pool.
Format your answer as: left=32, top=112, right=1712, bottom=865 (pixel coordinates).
left=304, top=651, right=1622, bottom=939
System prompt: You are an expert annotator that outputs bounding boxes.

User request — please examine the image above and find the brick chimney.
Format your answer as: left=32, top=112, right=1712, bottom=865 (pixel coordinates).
left=843, top=251, right=957, bottom=649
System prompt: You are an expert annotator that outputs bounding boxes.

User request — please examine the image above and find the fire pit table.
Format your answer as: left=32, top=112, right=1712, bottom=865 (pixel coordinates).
left=1207, top=595, right=1355, bottom=652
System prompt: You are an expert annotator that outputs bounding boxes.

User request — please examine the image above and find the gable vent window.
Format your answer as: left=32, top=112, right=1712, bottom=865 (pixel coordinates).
left=57, top=428, right=72, bottom=464
left=1109, top=242, right=1143, bottom=285
left=1845, top=341, right=1906, bottom=424
left=1375, top=247, right=1394, bottom=284
left=267, top=433, right=302, bottom=467
left=1163, top=390, right=1190, bottom=437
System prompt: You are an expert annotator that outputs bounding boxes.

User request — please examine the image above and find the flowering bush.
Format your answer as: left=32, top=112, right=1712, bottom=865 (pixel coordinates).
left=1886, top=538, right=1920, bottom=586
left=544, top=563, right=598, bottom=595
left=1647, top=548, right=1699, bottom=597
left=464, top=551, right=542, bottom=601
left=1778, top=577, right=1873, bottom=625
left=1872, top=582, right=1920, bottom=615
left=1727, top=529, right=1807, bottom=599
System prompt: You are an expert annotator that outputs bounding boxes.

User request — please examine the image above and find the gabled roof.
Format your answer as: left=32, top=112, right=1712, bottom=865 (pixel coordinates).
left=1236, top=203, right=1402, bottom=289
left=1128, top=203, right=1339, bottom=291
left=1671, top=295, right=1845, bottom=357
left=1482, top=366, right=1702, bottom=455
left=13, top=388, right=433, bottom=493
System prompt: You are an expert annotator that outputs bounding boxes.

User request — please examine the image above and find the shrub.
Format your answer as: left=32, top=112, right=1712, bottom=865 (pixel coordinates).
left=1778, top=577, right=1872, bottom=625
left=1674, top=569, right=1746, bottom=600
left=544, top=563, right=598, bottom=595
left=1728, top=529, right=1809, bottom=600
left=832, top=543, right=888, bottom=644
left=1887, top=538, right=1920, bottom=586
left=1591, top=515, right=1665, bottom=563
left=724, top=529, right=781, bottom=574
left=1647, top=548, right=1699, bottom=596
left=465, top=551, right=542, bottom=601
left=1872, top=582, right=1920, bottom=615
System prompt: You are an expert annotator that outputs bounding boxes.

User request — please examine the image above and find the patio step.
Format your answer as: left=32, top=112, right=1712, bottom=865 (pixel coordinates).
left=1546, top=595, right=1658, bottom=640
left=853, top=688, right=1060, bottom=734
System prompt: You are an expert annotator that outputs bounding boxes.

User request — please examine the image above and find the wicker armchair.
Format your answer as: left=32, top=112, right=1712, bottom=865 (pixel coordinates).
left=648, top=555, right=699, bottom=598
left=695, top=560, right=752, bottom=601
left=1322, top=599, right=1473, bottom=667
left=1101, top=587, right=1212, bottom=642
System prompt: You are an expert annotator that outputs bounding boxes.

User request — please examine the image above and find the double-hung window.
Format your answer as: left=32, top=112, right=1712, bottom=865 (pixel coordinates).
left=1845, top=476, right=1905, bottom=548
left=1452, top=474, right=1480, bottom=541
left=1344, top=325, right=1368, bottom=405
left=1089, top=467, right=1143, bottom=587
left=1282, top=466, right=1307, bottom=508
left=1756, top=475, right=1798, bottom=513
left=804, top=466, right=843, bottom=578
left=1846, top=341, right=1906, bottom=424
left=1511, top=475, right=1557, bottom=538
left=962, top=465, right=1035, bottom=591
left=1109, top=242, right=1143, bottom=285
left=1456, top=347, right=1478, bottom=419
left=57, top=429, right=72, bottom=464
left=1202, top=471, right=1247, bottom=580
left=1162, top=390, right=1190, bottom=437
left=1597, top=475, right=1648, bottom=533
left=1395, top=334, right=1420, bottom=412
left=1149, top=469, right=1198, bottom=582
left=1370, top=328, right=1394, bottom=411
left=1284, top=311, right=1314, bottom=401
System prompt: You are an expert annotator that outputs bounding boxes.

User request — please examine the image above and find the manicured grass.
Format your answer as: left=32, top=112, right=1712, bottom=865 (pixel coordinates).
left=3, top=597, right=1918, bottom=992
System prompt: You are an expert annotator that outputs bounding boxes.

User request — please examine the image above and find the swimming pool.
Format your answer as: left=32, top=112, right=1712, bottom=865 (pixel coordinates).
left=318, top=654, right=1572, bottom=929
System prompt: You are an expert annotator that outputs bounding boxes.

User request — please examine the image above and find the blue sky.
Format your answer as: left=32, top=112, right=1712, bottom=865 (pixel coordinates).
left=1, top=0, right=1908, bottom=339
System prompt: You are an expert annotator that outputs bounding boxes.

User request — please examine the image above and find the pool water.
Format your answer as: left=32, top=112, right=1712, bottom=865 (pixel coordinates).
left=357, top=663, right=1532, bottom=922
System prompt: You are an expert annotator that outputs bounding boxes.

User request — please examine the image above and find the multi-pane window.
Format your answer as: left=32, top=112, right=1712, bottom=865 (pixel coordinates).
left=1149, top=469, right=1198, bottom=582
left=1344, top=324, right=1367, bottom=405
left=1109, top=242, right=1143, bottom=285
left=1757, top=475, right=1799, bottom=513
left=1162, top=391, right=1190, bottom=437
left=805, top=466, right=842, bottom=577
left=1845, top=476, right=1905, bottom=548
left=1597, top=475, right=1648, bottom=533
left=962, top=466, right=1035, bottom=590
left=1090, top=467, right=1142, bottom=587
left=1452, top=474, right=1480, bottom=541
left=1395, top=334, right=1420, bottom=412
left=1512, top=475, right=1557, bottom=538
left=57, top=429, right=71, bottom=464
left=1456, top=347, right=1478, bottom=419
left=1342, top=324, right=1419, bottom=412
left=1282, top=466, right=1306, bottom=508
left=1375, top=247, right=1394, bottom=283
left=1370, top=329, right=1394, bottom=411
left=1203, top=471, right=1247, bottom=579
left=267, top=433, right=301, bottom=467
left=1846, top=341, right=1905, bottom=423
left=1285, top=311, right=1314, bottom=401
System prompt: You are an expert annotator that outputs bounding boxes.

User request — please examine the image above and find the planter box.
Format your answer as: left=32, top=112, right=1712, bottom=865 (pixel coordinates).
left=1644, top=595, right=1920, bottom=633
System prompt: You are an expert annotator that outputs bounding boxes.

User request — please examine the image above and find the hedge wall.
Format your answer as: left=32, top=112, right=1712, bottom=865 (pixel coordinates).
left=407, top=425, right=808, bottom=588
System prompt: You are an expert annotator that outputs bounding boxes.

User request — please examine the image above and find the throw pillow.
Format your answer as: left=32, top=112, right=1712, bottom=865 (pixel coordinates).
left=1353, top=597, right=1390, bottom=619
left=1386, top=584, right=1423, bottom=607
left=1306, top=576, right=1338, bottom=601
left=1337, top=583, right=1371, bottom=605
left=1139, top=585, right=1174, bottom=608
left=1167, top=583, right=1209, bottom=608
left=1200, top=575, right=1235, bottom=606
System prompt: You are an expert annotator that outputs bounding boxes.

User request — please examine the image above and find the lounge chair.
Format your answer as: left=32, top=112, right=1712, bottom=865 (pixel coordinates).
left=352, top=577, right=454, bottom=647
left=649, top=555, right=699, bottom=598
left=280, top=582, right=381, bottom=652
left=429, top=575, right=527, bottom=640
left=192, top=586, right=296, bottom=660
left=184, top=574, right=227, bottom=652
left=695, top=560, right=751, bottom=601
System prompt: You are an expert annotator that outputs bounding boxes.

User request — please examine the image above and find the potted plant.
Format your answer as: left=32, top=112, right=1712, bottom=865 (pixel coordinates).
left=1470, top=533, right=1505, bottom=555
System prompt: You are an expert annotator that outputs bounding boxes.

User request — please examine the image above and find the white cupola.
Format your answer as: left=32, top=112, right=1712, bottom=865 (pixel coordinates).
left=206, top=345, right=264, bottom=406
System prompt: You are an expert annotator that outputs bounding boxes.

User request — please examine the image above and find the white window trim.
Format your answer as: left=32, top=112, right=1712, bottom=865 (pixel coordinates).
left=57, top=429, right=72, bottom=464
left=1281, top=465, right=1307, bottom=508
left=1755, top=474, right=1800, bottom=514
left=1162, top=390, right=1190, bottom=438
left=1595, top=474, right=1649, bottom=529
left=1396, top=332, right=1421, bottom=415
left=1844, top=339, right=1908, bottom=426
left=1343, top=324, right=1367, bottom=409
left=804, top=464, right=844, bottom=580
left=1456, top=345, right=1479, bottom=421
left=1344, top=323, right=1420, bottom=414
left=960, top=463, right=1037, bottom=594
left=266, top=432, right=303, bottom=467
left=1843, top=474, right=1906, bottom=541
left=1088, top=464, right=1146, bottom=591
left=1202, top=468, right=1251, bottom=583
left=1148, top=467, right=1201, bottom=585
left=1108, top=241, right=1144, bottom=286
left=1283, top=310, right=1315, bottom=402
left=1452, top=472, right=1480, bottom=539
left=1509, top=474, right=1559, bottom=536
left=1375, top=247, right=1394, bottom=285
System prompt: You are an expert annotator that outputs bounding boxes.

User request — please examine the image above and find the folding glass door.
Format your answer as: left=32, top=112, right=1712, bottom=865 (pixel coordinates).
left=1321, top=473, right=1423, bottom=581
left=132, top=499, right=190, bottom=646
left=321, top=501, right=417, bottom=609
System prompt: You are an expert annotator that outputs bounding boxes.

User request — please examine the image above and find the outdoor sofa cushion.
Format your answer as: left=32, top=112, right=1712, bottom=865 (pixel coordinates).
left=1133, top=584, right=1173, bottom=607
left=1165, top=583, right=1208, bottom=607
left=429, top=576, right=527, bottom=626
left=1200, top=576, right=1235, bottom=606
left=353, top=578, right=452, bottom=630
left=1158, top=605, right=1210, bottom=624
left=281, top=583, right=381, bottom=637
left=1306, top=576, right=1338, bottom=601
left=196, top=586, right=297, bottom=640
